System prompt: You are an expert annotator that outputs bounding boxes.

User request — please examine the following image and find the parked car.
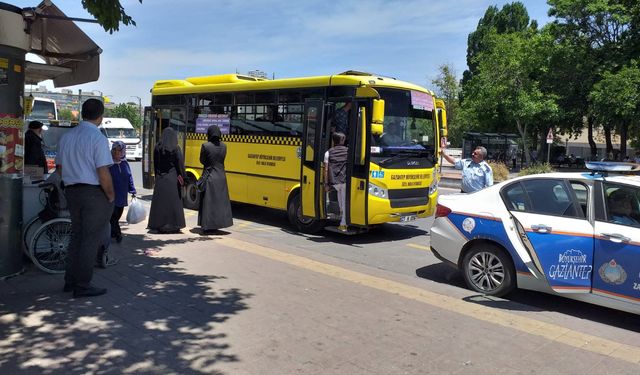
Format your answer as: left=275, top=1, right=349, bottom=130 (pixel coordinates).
left=430, top=162, right=640, bottom=315
left=41, top=122, right=77, bottom=173
left=99, top=118, right=142, bottom=161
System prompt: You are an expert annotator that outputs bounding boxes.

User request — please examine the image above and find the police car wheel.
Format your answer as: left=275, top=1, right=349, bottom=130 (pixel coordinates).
left=462, top=244, right=515, bottom=297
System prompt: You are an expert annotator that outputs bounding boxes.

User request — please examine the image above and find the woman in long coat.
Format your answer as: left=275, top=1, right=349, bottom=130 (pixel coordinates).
left=198, top=125, right=233, bottom=233
left=148, top=127, right=186, bottom=233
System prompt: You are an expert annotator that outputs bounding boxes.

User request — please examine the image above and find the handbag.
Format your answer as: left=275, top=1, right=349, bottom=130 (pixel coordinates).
left=195, top=168, right=211, bottom=192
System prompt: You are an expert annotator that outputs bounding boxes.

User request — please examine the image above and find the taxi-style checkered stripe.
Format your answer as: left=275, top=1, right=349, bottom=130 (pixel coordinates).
left=186, top=133, right=301, bottom=145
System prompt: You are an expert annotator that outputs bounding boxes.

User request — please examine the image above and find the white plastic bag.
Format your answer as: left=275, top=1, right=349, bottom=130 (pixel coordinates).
left=126, top=197, right=147, bottom=224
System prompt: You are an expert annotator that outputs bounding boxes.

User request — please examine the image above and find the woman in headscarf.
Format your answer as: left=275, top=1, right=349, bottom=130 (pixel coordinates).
left=198, top=125, right=233, bottom=234
left=108, top=141, right=136, bottom=242
left=148, top=127, right=186, bottom=233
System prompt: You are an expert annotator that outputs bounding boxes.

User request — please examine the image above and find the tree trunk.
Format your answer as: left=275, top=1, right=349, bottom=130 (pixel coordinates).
left=586, top=116, right=597, bottom=159
left=620, top=121, right=628, bottom=160
left=604, top=126, right=613, bottom=159
left=516, top=119, right=530, bottom=166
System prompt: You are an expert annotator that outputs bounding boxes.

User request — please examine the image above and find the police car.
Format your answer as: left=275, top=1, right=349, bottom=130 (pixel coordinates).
left=430, top=162, right=640, bottom=315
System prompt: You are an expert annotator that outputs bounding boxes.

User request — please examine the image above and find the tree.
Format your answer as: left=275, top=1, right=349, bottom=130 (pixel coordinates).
left=590, top=61, right=640, bottom=159
left=105, top=103, right=142, bottom=130
left=58, top=108, right=76, bottom=121
left=463, top=31, right=559, bottom=165
left=80, top=0, right=142, bottom=33
left=431, top=64, right=462, bottom=146
left=547, top=0, right=637, bottom=158
left=462, top=2, right=535, bottom=95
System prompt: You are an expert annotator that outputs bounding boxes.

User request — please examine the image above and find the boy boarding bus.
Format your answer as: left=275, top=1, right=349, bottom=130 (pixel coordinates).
left=143, top=71, right=447, bottom=233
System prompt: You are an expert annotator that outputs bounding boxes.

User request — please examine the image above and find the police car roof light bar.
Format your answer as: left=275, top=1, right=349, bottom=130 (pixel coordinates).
left=585, top=161, right=640, bottom=177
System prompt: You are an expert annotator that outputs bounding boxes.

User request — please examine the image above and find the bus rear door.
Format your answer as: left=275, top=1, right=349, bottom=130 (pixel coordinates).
left=300, top=100, right=327, bottom=221
left=142, top=106, right=156, bottom=189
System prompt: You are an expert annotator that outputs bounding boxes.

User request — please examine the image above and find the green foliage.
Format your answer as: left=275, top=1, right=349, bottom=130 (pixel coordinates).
left=487, top=161, right=510, bottom=182
left=463, top=2, right=534, bottom=92
left=58, top=108, right=75, bottom=121
left=545, top=0, right=639, bottom=156
left=518, top=163, right=554, bottom=176
left=462, top=29, right=559, bottom=165
left=81, top=0, right=142, bottom=34
left=431, top=64, right=462, bottom=147
left=105, top=103, right=142, bottom=130
left=590, top=61, right=640, bottom=122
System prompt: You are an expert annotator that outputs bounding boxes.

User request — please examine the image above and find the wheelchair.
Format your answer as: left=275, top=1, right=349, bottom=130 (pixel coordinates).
left=22, top=181, right=114, bottom=274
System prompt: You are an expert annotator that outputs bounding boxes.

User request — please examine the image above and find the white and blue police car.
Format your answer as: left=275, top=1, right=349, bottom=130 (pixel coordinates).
left=431, top=162, right=640, bottom=315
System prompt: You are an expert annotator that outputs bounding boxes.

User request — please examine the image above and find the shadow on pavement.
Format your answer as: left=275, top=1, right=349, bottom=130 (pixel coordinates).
left=415, top=263, right=466, bottom=289
left=462, top=290, right=640, bottom=332
left=415, top=265, right=638, bottom=331
left=291, top=222, right=428, bottom=247
left=0, top=233, right=252, bottom=374
left=230, top=203, right=429, bottom=245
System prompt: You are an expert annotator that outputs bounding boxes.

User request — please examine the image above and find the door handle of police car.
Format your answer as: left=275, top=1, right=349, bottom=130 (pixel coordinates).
left=601, top=233, right=631, bottom=243
left=531, top=224, right=552, bottom=233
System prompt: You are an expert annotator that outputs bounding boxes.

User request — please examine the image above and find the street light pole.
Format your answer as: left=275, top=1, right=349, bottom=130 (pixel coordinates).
left=131, top=96, right=143, bottom=131
left=131, top=95, right=142, bottom=118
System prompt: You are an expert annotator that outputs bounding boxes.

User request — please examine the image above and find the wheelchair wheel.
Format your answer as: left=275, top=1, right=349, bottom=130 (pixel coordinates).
left=29, top=218, right=72, bottom=274
left=23, top=216, right=42, bottom=255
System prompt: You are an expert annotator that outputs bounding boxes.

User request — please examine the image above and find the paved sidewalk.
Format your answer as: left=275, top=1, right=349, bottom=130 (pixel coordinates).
left=1, top=202, right=639, bottom=374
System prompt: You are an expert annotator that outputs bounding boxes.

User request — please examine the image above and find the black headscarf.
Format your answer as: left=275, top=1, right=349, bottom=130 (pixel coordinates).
left=207, top=125, right=222, bottom=144
left=159, top=127, right=178, bottom=152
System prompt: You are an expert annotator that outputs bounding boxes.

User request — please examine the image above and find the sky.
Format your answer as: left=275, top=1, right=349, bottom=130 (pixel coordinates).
left=12, top=0, right=552, bottom=106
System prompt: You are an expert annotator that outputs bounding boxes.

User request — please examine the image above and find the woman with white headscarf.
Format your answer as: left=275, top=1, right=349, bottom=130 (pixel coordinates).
left=109, top=140, right=136, bottom=242
left=148, top=127, right=186, bottom=233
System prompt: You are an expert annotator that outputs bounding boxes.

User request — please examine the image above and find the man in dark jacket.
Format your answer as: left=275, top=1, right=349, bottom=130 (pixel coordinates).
left=24, top=120, right=47, bottom=173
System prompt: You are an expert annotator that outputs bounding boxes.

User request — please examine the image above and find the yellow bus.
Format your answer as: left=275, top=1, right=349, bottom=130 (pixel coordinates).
left=143, top=70, right=447, bottom=233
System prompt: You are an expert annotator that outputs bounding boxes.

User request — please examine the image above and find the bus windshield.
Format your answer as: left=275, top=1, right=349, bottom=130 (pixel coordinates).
left=30, top=100, right=57, bottom=121
left=372, top=88, right=435, bottom=156
left=103, top=128, right=138, bottom=138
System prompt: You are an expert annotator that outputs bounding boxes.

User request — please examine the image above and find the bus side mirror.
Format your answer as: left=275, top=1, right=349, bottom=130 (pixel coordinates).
left=371, top=99, right=384, bottom=136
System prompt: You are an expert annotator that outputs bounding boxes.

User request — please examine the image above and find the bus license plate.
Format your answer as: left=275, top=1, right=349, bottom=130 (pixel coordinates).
left=400, top=215, right=416, bottom=222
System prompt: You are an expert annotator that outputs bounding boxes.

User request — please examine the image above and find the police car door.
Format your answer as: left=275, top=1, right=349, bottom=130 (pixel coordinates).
left=593, top=182, right=640, bottom=305
left=502, top=178, right=595, bottom=293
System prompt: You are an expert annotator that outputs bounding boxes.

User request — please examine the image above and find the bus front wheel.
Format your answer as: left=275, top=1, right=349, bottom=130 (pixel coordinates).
left=287, top=191, right=324, bottom=234
left=183, top=176, right=200, bottom=210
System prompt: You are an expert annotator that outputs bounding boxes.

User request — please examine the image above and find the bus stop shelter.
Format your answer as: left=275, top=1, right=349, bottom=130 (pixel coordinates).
left=0, top=0, right=101, bottom=278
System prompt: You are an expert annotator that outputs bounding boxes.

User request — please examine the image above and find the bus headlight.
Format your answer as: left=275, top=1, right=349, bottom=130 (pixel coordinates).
left=368, top=182, right=388, bottom=199
left=429, top=178, right=438, bottom=195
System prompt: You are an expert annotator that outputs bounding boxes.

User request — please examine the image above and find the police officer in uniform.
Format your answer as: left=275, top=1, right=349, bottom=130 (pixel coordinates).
left=441, top=146, right=493, bottom=193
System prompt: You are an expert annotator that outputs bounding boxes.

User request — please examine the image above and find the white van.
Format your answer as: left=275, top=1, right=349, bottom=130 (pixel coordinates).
left=99, top=118, right=142, bottom=161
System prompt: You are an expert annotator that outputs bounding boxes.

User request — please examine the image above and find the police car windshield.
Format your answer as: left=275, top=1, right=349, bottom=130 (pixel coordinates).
left=371, top=88, right=435, bottom=157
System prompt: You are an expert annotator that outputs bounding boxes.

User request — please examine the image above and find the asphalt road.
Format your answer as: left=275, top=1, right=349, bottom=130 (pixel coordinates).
left=129, top=161, right=639, bottom=332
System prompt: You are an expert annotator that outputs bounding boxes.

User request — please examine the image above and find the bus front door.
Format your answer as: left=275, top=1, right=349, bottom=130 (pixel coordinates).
left=142, top=106, right=156, bottom=189
left=299, top=100, right=327, bottom=227
left=347, top=102, right=370, bottom=227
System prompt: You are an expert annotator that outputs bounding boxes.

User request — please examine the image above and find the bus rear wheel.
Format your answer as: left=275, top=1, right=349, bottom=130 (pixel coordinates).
left=183, top=176, right=200, bottom=210
left=287, top=191, right=324, bottom=234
